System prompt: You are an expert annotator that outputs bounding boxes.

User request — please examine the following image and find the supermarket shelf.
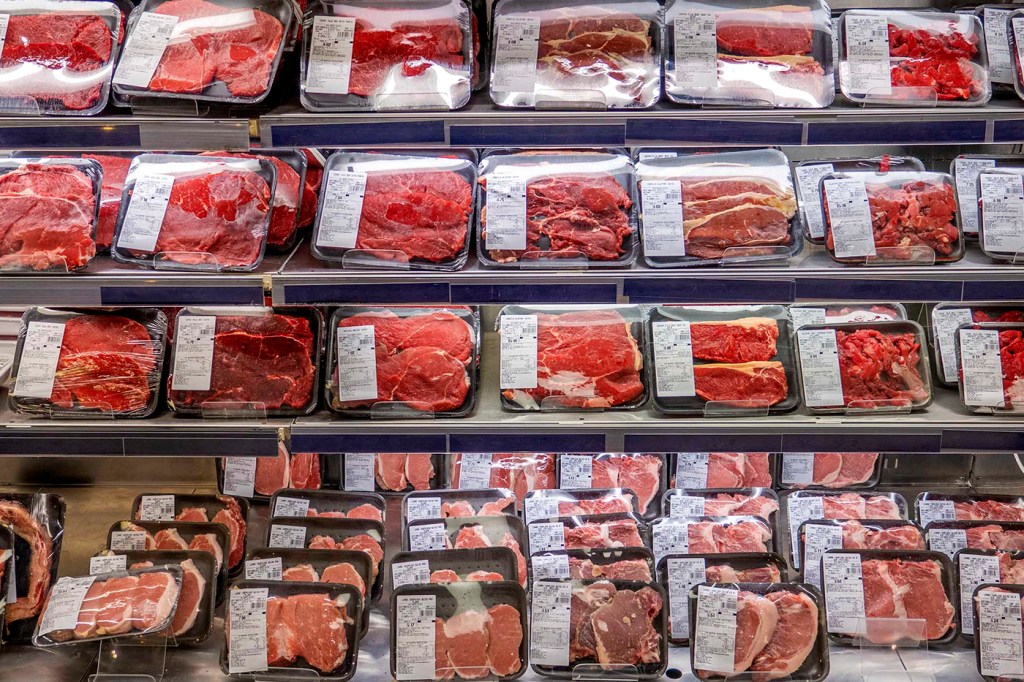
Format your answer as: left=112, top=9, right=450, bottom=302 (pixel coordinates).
left=0, top=114, right=251, bottom=151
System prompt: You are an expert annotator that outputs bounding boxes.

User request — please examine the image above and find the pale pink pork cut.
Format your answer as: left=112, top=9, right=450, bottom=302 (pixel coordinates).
left=283, top=564, right=320, bottom=582
left=750, top=591, right=819, bottom=681
left=320, top=563, right=366, bottom=595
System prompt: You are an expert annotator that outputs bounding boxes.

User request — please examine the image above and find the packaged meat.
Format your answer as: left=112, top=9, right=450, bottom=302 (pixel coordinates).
left=110, top=154, right=276, bottom=272
left=689, top=582, right=827, bottom=680
left=665, top=0, right=834, bottom=108
left=838, top=10, right=990, bottom=106
left=489, top=0, right=660, bottom=109
left=448, top=453, right=556, bottom=502
left=369, top=453, right=443, bottom=492
left=496, top=305, right=647, bottom=411
left=796, top=519, right=926, bottom=590
left=651, top=516, right=777, bottom=564
left=327, top=306, right=479, bottom=417
left=402, top=488, right=516, bottom=525
left=1009, top=9, right=1024, bottom=102
left=404, top=515, right=528, bottom=586
left=0, top=493, right=65, bottom=643
left=221, top=580, right=361, bottom=679
left=0, top=158, right=102, bottom=272
left=949, top=154, right=1022, bottom=239
left=477, top=149, right=638, bottom=267
left=555, top=453, right=664, bottom=517
left=820, top=549, right=957, bottom=645
left=167, top=306, right=322, bottom=417
left=530, top=578, right=667, bottom=677
left=917, top=492, right=1024, bottom=527
left=972, top=584, right=1024, bottom=681
left=391, top=581, right=527, bottom=681
left=636, top=149, right=801, bottom=267
left=543, top=546, right=656, bottom=583
left=469, top=0, right=487, bottom=90
left=957, top=549, right=1024, bottom=643
left=130, top=493, right=248, bottom=573
left=311, top=150, right=475, bottom=270
left=269, top=489, right=385, bottom=524
left=954, top=321, right=1024, bottom=414
left=107, top=520, right=230, bottom=596
left=788, top=302, right=908, bottom=329
left=662, top=488, right=780, bottom=530
left=930, top=302, right=1024, bottom=388
left=523, top=488, right=638, bottom=526
left=526, top=512, right=649, bottom=556
left=777, top=452, right=882, bottom=490
left=794, top=155, right=925, bottom=244
left=646, top=305, right=799, bottom=415
left=388, top=546, right=520, bottom=590
left=795, top=320, right=933, bottom=414
left=300, top=0, right=472, bottom=112
left=33, top=564, right=183, bottom=646
left=821, top=170, right=964, bottom=264
left=264, top=516, right=385, bottom=603
left=977, top=168, right=1024, bottom=262
left=112, top=0, right=293, bottom=105
left=8, top=307, right=166, bottom=419
left=218, top=444, right=325, bottom=500
left=0, top=1, right=122, bottom=115
left=657, top=552, right=788, bottom=646
left=973, top=5, right=1017, bottom=91
left=0, top=525, right=12, bottom=642
left=672, top=452, right=774, bottom=489
left=299, top=148, right=325, bottom=230
left=925, top=520, right=1024, bottom=559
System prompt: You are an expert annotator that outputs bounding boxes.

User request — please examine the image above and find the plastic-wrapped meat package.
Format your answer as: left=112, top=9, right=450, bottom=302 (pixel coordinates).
left=0, top=158, right=101, bottom=272
left=111, top=155, right=275, bottom=272
left=927, top=520, right=1024, bottom=552
left=652, top=516, right=776, bottom=563
left=839, top=10, right=990, bottom=106
left=916, top=492, right=1024, bottom=524
left=0, top=1, right=121, bottom=115
left=555, top=453, right=663, bottom=517
left=449, top=453, right=556, bottom=501
left=167, top=307, right=321, bottom=417
left=778, top=452, right=881, bottom=489
left=9, top=308, right=166, bottom=418
left=973, top=585, right=1024, bottom=681
left=477, top=150, right=637, bottom=268
left=121, top=551, right=216, bottom=644
left=300, top=0, right=472, bottom=112
left=406, top=515, right=528, bottom=586
left=562, top=547, right=655, bottom=582
left=219, top=444, right=322, bottom=499
left=373, top=453, right=439, bottom=492
left=788, top=301, right=909, bottom=329
left=246, top=547, right=373, bottom=610
left=403, top=488, right=516, bottom=521
left=497, top=305, right=646, bottom=411
left=636, top=149, right=801, bottom=267
left=269, top=490, right=384, bottom=524
left=389, top=546, right=520, bottom=589
left=930, top=302, right=1024, bottom=388
left=131, top=493, right=248, bottom=571
left=110, top=520, right=230, bottom=579
left=673, top=452, right=773, bottom=489
left=956, top=322, right=1024, bottom=414
left=312, top=151, right=475, bottom=270
left=529, top=513, right=648, bottom=555
left=113, top=0, right=292, bottom=104
left=664, top=488, right=780, bottom=522
left=796, top=520, right=925, bottom=590
left=665, top=0, right=834, bottom=108
left=947, top=154, right=1023, bottom=240
left=489, top=0, right=660, bottom=108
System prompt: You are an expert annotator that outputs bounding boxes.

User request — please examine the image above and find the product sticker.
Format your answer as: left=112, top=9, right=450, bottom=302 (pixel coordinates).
left=823, top=178, right=876, bottom=258
left=796, top=329, right=844, bottom=408
left=652, top=320, right=696, bottom=397
left=529, top=522, right=566, bottom=554
left=135, top=494, right=174, bottom=522
left=228, top=588, right=268, bottom=674
left=928, top=528, right=968, bottom=559
left=669, top=495, right=706, bottom=517
left=272, top=496, right=310, bottom=518
left=987, top=8, right=1015, bottom=84
left=955, top=158, right=997, bottom=234
left=675, top=453, right=710, bottom=488
left=457, top=452, right=493, bottom=490
left=244, top=558, right=283, bottom=581
left=960, top=328, right=1006, bottom=408
left=530, top=581, right=572, bottom=666
left=344, top=452, right=375, bottom=491
left=803, top=524, right=844, bottom=589
left=37, top=576, right=98, bottom=636
left=116, top=173, right=175, bottom=253
left=0, top=16, right=9, bottom=57
left=396, top=594, right=436, bottom=680
left=638, top=151, right=677, bottom=162
left=845, top=14, right=893, bottom=95
left=823, top=553, right=866, bottom=635
left=485, top=173, right=529, bottom=251
left=89, top=555, right=127, bottom=575
left=335, top=326, right=378, bottom=403
left=316, top=171, right=368, bottom=249
left=980, top=172, right=1024, bottom=256
left=408, top=523, right=447, bottom=551
left=640, top=179, right=686, bottom=256
left=222, top=457, right=256, bottom=498
left=789, top=307, right=827, bottom=329
left=499, top=314, right=538, bottom=389
left=391, top=560, right=431, bottom=588
left=673, top=13, right=718, bottom=88
left=13, top=321, right=65, bottom=399
left=170, top=315, right=216, bottom=392
left=110, top=531, right=148, bottom=552
left=532, top=553, right=570, bottom=581
left=559, top=455, right=593, bottom=489
left=268, top=524, right=306, bottom=549
left=693, top=585, right=738, bottom=674
left=796, top=164, right=835, bottom=239
left=787, top=496, right=825, bottom=568
left=305, top=16, right=356, bottom=95
left=918, top=500, right=957, bottom=528
left=781, top=453, right=816, bottom=485
left=406, top=497, right=442, bottom=523
left=959, top=553, right=1001, bottom=635
left=653, top=521, right=689, bottom=563
left=933, top=308, right=975, bottom=383
left=667, top=557, right=705, bottom=638
left=492, top=16, right=540, bottom=93
left=979, top=588, right=1024, bottom=677
left=112, top=13, right=178, bottom=88
left=524, top=497, right=559, bottom=525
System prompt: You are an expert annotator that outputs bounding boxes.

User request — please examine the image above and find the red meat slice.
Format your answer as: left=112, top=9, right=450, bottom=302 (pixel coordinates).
left=72, top=580, right=107, bottom=639
left=430, top=569, right=461, bottom=583
left=966, top=524, right=1003, bottom=549
left=290, top=453, right=321, bottom=490
left=890, top=559, right=954, bottom=640
left=478, top=497, right=515, bottom=516
left=95, top=576, right=138, bottom=636
left=444, top=610, right=489, bottom=678
left=713, top=521, right=772, bottom=553
left=863, top=496, right=901, bottom=519
left=466, top=571, right=504, bottom=582
left=613, top=454, right=662, bottom=514
left=694, top=361, right=789, bottom=405
left=703, top=493, right=779, bottom=520
left=750, top=591, right=818, bottom=680
left=171, top=559, right=205, bottom=635
left=499, top=532, right=527, bottom=585
left=347, top=504, right=382, bottom=522
left=833, top=329, right=928, bottom=408
left=690, top=318, right=780, bottom=362
left=83, top=155, right=132, bottom=250
left=297, top=149, right=322, bottom=229
left=154, top=528, right=189, bottom=551
left=130, top=572, right=179, bottom=631
left=559, top=497, right=633, bottom=516
left=188, top=533, right=224, bottom=574
left=212, top=496, right=247, bottom=569
left=486, top=604, right=523, bottom=676
left=716, top=6, right=814, bottom=56
left=308, top=535, right=338, bottom=550
left=991, top=530, right=1024, bottom=551
left=731, top=591, right=779, bottom=674
left=706, top=564, right=782, bottom=583
left=442, top=500, right=476, bottom=518
left=254, top=443, right=290, bottom=495
left=348, top=16, right=465, bottom=97
left=405, top=453, right=435, bottom=490
left=743, top=453, right=773, bottom=487
left=590, top=586, right=663, bottom=666
left=176, top=508, right=208, bottom=522
left=0, top=505, right=47, bottom=622
left=266, top=596, right=300, bottom=666
left=570, top=581, right=616, bottom=661
left=454, top=525, right=491, bottom=550
left=376, top=453, right=409, bottom=491
left=321, top=563, right=366, bottom=595
left=435, top=618, right=454, bottom=680
left=339, top=534, right=383, bottom=578
left=288, top=593, right=351, bottom=673
left=341, top=310, right=473, bottom=364
left=569, top=557, right=652, bottom=581
left=283, top=564, right=320, bottom=582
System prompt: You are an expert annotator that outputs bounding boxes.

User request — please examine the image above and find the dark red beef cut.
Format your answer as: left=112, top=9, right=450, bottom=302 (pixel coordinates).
left=0, top=164, right=97, bottom=271
left=987, top=329, right=1024, bottom=408
left=716, top=6, right=814, bottom=57
left=690, top=318, right=779, bottom=362
left=147, top=0, right=284, bottom=97
left=298, top=150, right=322, bottom=229
left=569, top=581, right=662, bottom=666
left=693, top=361, right=788, bottom=405
left=83, top=155, right=132, bottom=250
left=0, top=499, right=53, bottom=623
left=836, top=329, right=928, bottom=408
left=348, top=16, right=465, bottom=97
left=201, top=152, right=300, bottom=249
left=170, top=313, right=316, bottom=413
left=887, top=23, right=981, bottom=101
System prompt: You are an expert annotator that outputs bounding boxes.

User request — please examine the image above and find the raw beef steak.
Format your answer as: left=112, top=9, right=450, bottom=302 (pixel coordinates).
left=433, top=604, right=523, bottom=679
left=694, top=361, right=788, bottom=405
left=705, top=564, right=782, bottom=583
left=0, top=499, right=54, bottom=622
left=703, top=493, right=779, bottom=520
left=690, top=317, right=779, bottom=362
left=569, top=581, right=662, bottom=666
left=253, top=443, right=289, bottom=495
left=860, top=558, right=954, bottom=643
left=564, top=518, right=644, bottom=550
left=683, top=452, right=771, bottom=488
left=716, top=6, right=814, bottom=57
left=449, top=453, right=555, bottom=501
left=83, top=154, right=132, bottom=249
left=835, top=329, right=928, bottom=408
left=588, top=454, right=661, bottom=514
left=838, top=521, right=923, bottom=550
left=375, top=453, right=436, bottom=491
left=569, top=557, right=652, bottom=581
left=732, top=591, right=779, bottom=673
left=802, top=452, right=878, bottom=488
left=47, top=571, right=179, bottom=641
left=262, top=592, right=352, bottom=673
left=953, top=498, right=1024, bottom=521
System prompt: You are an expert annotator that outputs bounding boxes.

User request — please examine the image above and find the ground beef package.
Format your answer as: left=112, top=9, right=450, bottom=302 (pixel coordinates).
left=930, top=302, right=1024, bottom=388
left=300, top=0, right=473, bottom=112
left=954, top=321, right=1024, bottom=414
left=489, top=0, right=660, bottom=109
left=665, top=0, right=834, bottom=108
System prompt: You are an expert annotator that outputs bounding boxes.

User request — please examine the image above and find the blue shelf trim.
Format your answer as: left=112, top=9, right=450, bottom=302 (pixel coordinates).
left=624, top=434, right=784, bottom=452
left=627, top=118, right=803, bottom=145
left=993, top=119, right=1024, bottom=143
left=290, top=432, right=448, bottom=454
left=623, top=278, right=795, bottom=303
left=268, top=120, right=446, bottom=147
left=123, top=435, right=277, bottom=457
left=450, top=283, right=618, bottom=304
left=780, top=433, right=941, bottom=453
left=100, top=285, right=265, bottom=306
left=282, top=283, right=450, bottom=305
left=449, top=433, right=607, bottom=453
left=0, top=124, right=142, bottom=148
left=963, top=280, right=1024, bottom=301
left=807, top=120, right=986, bottom=145
left=449, top=124, right=625, bottom=147
left=941, top=430, right=1024, bottom=452
left=797, top=278, right=962, bottom=302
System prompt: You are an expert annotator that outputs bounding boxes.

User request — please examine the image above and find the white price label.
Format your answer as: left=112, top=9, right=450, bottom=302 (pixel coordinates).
left=485, top=173, right=528, bottom=251
left=38, top=576, right=97, bottom=636
left=669, top=495, right=706, bottom=518
left=228, top=588, right=269, bottom=674
left=335, top=326, right=378, bottom=403
left=531, top=553, right=570, bottom=581
left=344, top=452, right=376, bottom=492
left=985, top=9, right=1014, bottom=84
left=790, top=307, right=827, bottom=329
left=0, top=16, right=9, bottom=56
left=396, top=595, right=437, bottom=680
left=529, top=522, right=566, bottom=554
left=406, top=497, right=442, bottom=522
left=797, top=329, right=844, bottom=408
left=955, top=158, right=997, bottom=234
left=13, top=321, right=65, bottom=399
left=457, top=452, right=493, bottom=490
left=823, top=178, right=876, bottom=258
left=139, top=495, right=175, bottom=522
left=305, top=16, right=356, bottom=95
left=524, top=497, right=559, bottom=525
left=960, top=328, right=1006, bottom=408
left=268, top=524, right=306, bottom=549
left=667, top=557, right=706, bottom=638
left=694, top=585, right=738, bottom=674
left=802, top=524, right=844, bottom=589
left=781, top=453, right=815, bottom=485
left=273, top=496, right=310, bottom=518
left=673, top=13, right=718, bottom=88
left=110, top=531, right=148, bottom=551
left=408, top=523, right=447, bottom=551
left=823, top=553, right=866, bottom=635
left=316, top=171, right=368, bottom=249
left=559, top=455, right=593, bottom=489
left=116, top=173, right=175, bottom=253
left=638, top=151, right=677, bottom=162
left=928, top=528, right=968, bottom=559
left=171, top=316, right=216, bottom=392
left=112, top=12, right=178, bottom=88
left=492, top=16, right=540, bottom=93
left=960, top=554, right=1002, bottom=635
left=981, top=172, right=1024, bottom=256
left=796, top=164, right=835, bottom=239
left=675, top=453, right=710, bottom=488
left=499, top=315, right=538, bottom=390
left=640, top=180, right=686, bottom=257
left=652, top=321, right=696, bottom=397
left=653, top=521, right=690, bottom=564
left=392, top=560, right=431, bottom=589
left=245, top=558, right=283, bottom=581
left=918, top=500, right=957, bottom=528
left=787, top=496, right=825, bottom=568
left=845, top=14, right=893, bottom=96
left=979, top=589, right=1024, bottom=677
left=933, top=308, right=975, bottom=383
left=530, top=581, right=572, bottom=666
left=222, top=457, right=257, bottom=498
left=89, top=555, right=127, bottom=575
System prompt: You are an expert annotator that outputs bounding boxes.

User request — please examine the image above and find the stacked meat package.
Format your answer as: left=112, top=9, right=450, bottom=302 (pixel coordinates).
left=949, top=154, right=1021, bottom=241
left=977, top=167, right=1024, bottom=263
left=554, top=452, right=664, bottom=517
left=954, top=319, right=1024, bottom=414
left=450, top=452, right=557, bottom=501
left=930, top=302, right=1024, bottom=388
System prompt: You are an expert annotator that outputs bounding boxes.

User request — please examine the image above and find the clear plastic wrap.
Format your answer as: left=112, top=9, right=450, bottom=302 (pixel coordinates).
left=917, top=492, right=1024, bottom=526
left=8, top=307, right=166, bottom=418
left=448, top=453, right=556, bottom=502
left=527, top=511, right=649, bottom=556
left=972, top=583, right=1024, bottom=681
left=269, top=489, right=385, bottom=523
left=389, top=546, right=520, bottom=589
left=496, top=305, right=647, bottom=411
left=646, top=305, right=799, bottom=416
left=788, top=301, right=908, bottom=329
left=977, top=168, right=1024, bottom=262
left=110, top=154, right=276, bottom=272
left=796, top=518, right=926, bottom=589
left=839, top=10, right=991, bottom=106
left=166, top=306, right=322, bottom=417
left=950, top=154, right=1022, bottom=239
left=665, top=0, right=834, bottom=108
left=671, top=452, right=774, bottom=489
left=368, top=453, right=443, bottom=492
left=954, top=321, right=1024, bottom=414
left=926, top=520, right=1024, bottom=557
left=312, top=150, right=475, bottom=271
left=930, top=302, right=1024, bottom=388
left=958, top=549, right=1024, bottom=644
left=402, top=488, right=516, bottom=525
left=107, top=520, right=231, bottom=595
left=1008, top=9, right=1024, bottom=102
left=404, top=515, right=528, bottom=585
left=476, top=149, right=638, bottom=268
left=218, top=444, right=325, bottom=500
left=130, top=493, right=248, bottom=572
left=777, top=452, right=882, bottom=490
left=636, top=149, right=801, bottom=267
left=300, top=0, right=472, bottom=112
left=523, top=488, right=638, bottom=526
left=662, top=488, right=780, bottom=527
left=326, top=306, right=479, bottom=417
left=532, top=546, right=655, bottom=583
left=651, top=515, right=777, bottom=565
left=555, top=453, right=664, bottom=517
